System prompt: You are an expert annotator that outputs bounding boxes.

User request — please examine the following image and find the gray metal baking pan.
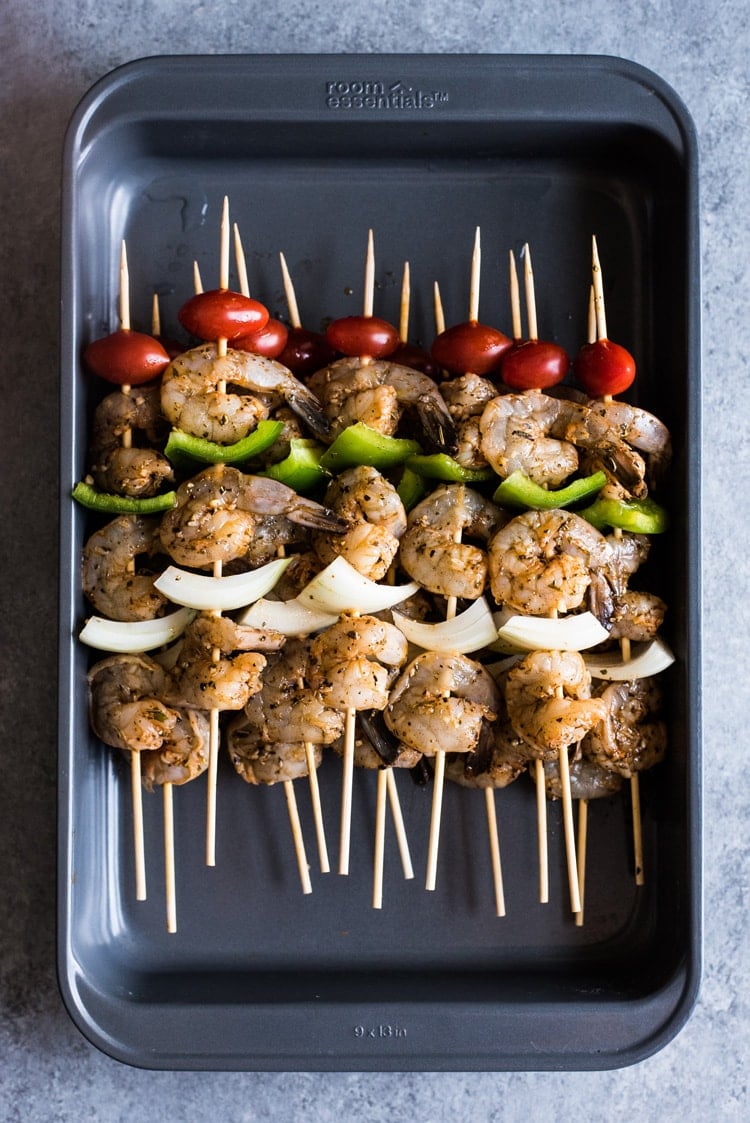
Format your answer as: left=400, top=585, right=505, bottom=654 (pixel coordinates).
left=58, top=54, right=701, bottom=1071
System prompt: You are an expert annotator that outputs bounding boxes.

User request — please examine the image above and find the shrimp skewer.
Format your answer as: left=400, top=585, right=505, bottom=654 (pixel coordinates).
left=234, top=226, right=329, bottom=876
left=590, top=236, right=644, bottom=886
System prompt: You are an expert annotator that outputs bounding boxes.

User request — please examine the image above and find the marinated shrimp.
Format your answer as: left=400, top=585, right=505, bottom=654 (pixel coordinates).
left=243, top=637, right=345, bottom=747
left=160, top=342, right=331, bottom=443
left=159, top=464, right=347, bottom=569
left=479, top=389, right=579, bottom=487
left=608, top=590, right=667, bottom=642
left=83, top=514, right=168, bottom=621
left=312, top=465, right=407, bottom=581
left=308, top=612, right=408, bottom=711
left=445, top=715, right=529, bottom=789
left=88, top=654, right=209, bottom=788
left=90, top=383, right=174, bottom=498
left=227, top=719, right=321, bottom=786
left=308, top=357, right=458, bottom=453
left=385, top=651, right=500, bottom=756
left=488, top=508, right=612, bottom=616
left=399, top=483, right=505, bottom=600
left=542, top=755, right=623, bottom=801
left=441, top=373, right=498, bottom=469
left=504, top=650, right=607, bottom=757
left=170, top=615, right=280, bottom=711
left=583, top=677, right=667, bottom=777
left=563, top=398, right=672, bottom=476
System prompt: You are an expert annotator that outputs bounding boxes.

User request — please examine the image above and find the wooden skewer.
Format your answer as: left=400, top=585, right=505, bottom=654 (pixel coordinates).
left=591, top=235, right=644, bottom=887
left=372, top=768, right=388, bottom=909
left=399, top=261, right=411, bottom=343
left=339, top=702, right=356, bottom=875
left=205, top=196, right=231, bottom=867
left=284, top=779, right=313, bottom=895
left=509, top=246, right=548, bottom=905
left=433, top=281, right=446, bottom=336
left=523, top=243, right=580, bottom=914
left=485, top=787, right=505, bottom=917
left=163, top=780, right=177, bottom=933
left=386, top=769, right=414, bottom=880
left=116, top=241, right=147, bottom=902
left=575, top=284, right=597, bottom=927
left=279, top=251, right=303, bottom=329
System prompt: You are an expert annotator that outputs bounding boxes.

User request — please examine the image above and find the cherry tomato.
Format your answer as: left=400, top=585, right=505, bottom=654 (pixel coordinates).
left=83, top=329, right=170, bottom=386
left=431, top=321, right=512, bottom=376
left=389, top=341, right=441, bottom=380
left=178, top=288, right=269, bottom=342
left=277, top=327, right=338, bottom=378
left=573, top=338, right=636, bottom=397
left=501, top=339, right=569, bottom=390
left=234, top=317, right=289, bottom=359
left=326, top=315, right=399, bottom=358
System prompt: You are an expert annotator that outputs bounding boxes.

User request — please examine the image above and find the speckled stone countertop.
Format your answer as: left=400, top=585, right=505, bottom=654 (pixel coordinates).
left=1, top=2, right=746, bottom=1119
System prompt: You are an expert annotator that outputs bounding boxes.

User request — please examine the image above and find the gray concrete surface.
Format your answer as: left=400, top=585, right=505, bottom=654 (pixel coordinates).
left=1, top=1, right=746, bottom=1119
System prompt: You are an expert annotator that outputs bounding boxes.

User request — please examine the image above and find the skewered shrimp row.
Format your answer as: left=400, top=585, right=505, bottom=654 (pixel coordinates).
left=76, top=227, right=674, bottom=924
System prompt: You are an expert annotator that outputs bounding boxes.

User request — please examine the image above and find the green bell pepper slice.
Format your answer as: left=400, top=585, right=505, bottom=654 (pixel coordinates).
left=72, top=481, right=177, bottom=514
left=319, top=423, right=422, bottom=473
left=493, top=469, right=607, bottom=510
left=164, top=420, right=284, bottom=469
left=578, top=495, right=668, bottom=534
left=405, top=453, right=496, bottom=484
left=259, top=439, right=330, bottom=493
left=397, top=466, right=429, bottom=511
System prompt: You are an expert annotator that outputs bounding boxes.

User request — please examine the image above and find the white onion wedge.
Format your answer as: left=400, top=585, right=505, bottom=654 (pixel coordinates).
left=584, top=637, right=675, bottom=681
left=392, top=597, right=497, bottom=654
left=297, top=556, right=419, bottom=615
left=493, top=609, right=610, bottom=653
left=79, top=606, right=196, bottom=653
left=153, top=557, right=291, bottom=611
left=238, top=597, right=338, bottom=635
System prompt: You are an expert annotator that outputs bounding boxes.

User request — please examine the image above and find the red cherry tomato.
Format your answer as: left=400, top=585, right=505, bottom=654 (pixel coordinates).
left=573, top=338, right=636, bottom=397
left=277, top=327, right=338, bottom=378
left=326, top=315, right=399, bottom=359
left=431, top=321, right=512, bottom=376
left=178, top=288, right=269, bottom=342
left=501, top=339, right=569, bottom=390
left=389, top=341, right=441, bottom=380
left=234, top=317, right=289, bottom=359
left=83, top=329, right=171, bottom=386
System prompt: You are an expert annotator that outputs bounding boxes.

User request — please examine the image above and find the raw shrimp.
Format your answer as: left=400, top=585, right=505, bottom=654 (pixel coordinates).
left=243, top=638, right=345, bottom=747
left=159, top=464, right=347, bottom=569
left=583, top=677, right=666, bottom=777
left=160, top=342, right=331, bottom=443
left=308, top=612, right=408, bottom=711
left=564, top=398, right=672, bottom=473
left=312, top=465, right=407, bottom=581
left=542, top=756, right=623, bottom=801
left=351, top=709, right=423, bottom=769
left=488, top=508, right=613, bottom=615
left=308, top=357, right=457, bottom=453
left=504, top=649, right=607, bottom=757
left=479, top=389, right=578, bottom=487
left=227, top=716, right=320, bottom=785
left=90, top=383, right=174, bottom=498
left=88, top=654, right=209, bottom=789
left=170, top=615, right=280, bottom=711
left=445, top=715, right=529, bottom=789
left=399, top=483, right=505, bottom=600
left=82, top=514, right=167, bottom=621
left=608, top=590, right=667, bottom=642
left=141, top=707, right=210, bottom=790
left=384, top=651, right=500, bottom=757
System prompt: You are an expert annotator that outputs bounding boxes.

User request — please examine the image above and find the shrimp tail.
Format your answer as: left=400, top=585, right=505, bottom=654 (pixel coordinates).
left=287, top=496, right=350, bottom=533
left=358, top=709, right=402, bottom=766
left=285, top=384, right=333, bottom=441
left=414, top=395, right=459, bottom=455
